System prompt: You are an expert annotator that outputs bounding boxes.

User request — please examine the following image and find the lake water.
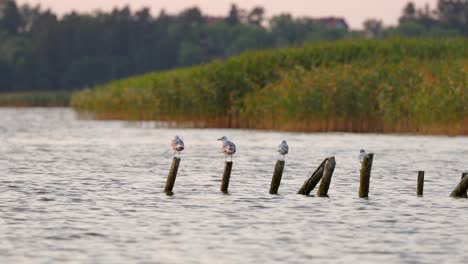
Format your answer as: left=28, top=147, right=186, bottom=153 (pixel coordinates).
left=0, top=108, right=467, bottom=264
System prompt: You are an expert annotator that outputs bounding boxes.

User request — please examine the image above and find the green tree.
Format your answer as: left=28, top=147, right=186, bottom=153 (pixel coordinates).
left=179, top=7, right=204, bottom=26
left=0, top=0, right=22, bottom=34
left=247, top=6, right=265, bottom=26
left=226, top=4, right=240, bottom=25
left=178, top=41, right=204, bottom=65
left=0, top=58, right=14, bottom=91
left=437, top=0, right=468, bottom=34
left=399, top=2, right=416, bottom=23
left=19, top=3, right=41, bottom=32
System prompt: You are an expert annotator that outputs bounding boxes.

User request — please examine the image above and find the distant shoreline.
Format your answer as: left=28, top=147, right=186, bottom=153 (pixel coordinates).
left=0, top=91, right=71, bottom=107
left=0, top=105, right=465, bottom=136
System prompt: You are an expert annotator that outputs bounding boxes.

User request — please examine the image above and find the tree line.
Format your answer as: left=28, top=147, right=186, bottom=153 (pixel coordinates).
left=364, top=1, right=468, bottom=38
left=0, top=0, right=466, bottom=92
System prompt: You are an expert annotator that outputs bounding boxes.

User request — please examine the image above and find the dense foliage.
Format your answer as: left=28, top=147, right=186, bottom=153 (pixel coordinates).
left=365, top=0, right=468, bottom=38
left=0, top=0, right=348, bottom=92
left=72, top=38, right=468, bottom=134
left=0, top=0, right=467, bottom=92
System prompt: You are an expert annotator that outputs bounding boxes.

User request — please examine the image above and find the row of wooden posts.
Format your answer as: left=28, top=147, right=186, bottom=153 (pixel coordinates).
left=164, top=153, right=468, bottom=198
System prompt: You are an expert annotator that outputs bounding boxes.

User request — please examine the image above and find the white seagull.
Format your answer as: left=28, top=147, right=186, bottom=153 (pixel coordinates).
left=218, top=136, right=236, bottom=161
left=170, top=135, right=185, bottom=157
left=359, top=149, right=367, bottom=163
left=277, top=140, right=289, bottom=160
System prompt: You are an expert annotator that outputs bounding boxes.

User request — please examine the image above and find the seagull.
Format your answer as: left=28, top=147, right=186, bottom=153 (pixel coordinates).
left=277, top=140, right=289, bottom=160
left=170, top=135, right=184, bottom=157
left=359, top=149, right=367, bottom=163
left=218, top=136, right=236, bottom=161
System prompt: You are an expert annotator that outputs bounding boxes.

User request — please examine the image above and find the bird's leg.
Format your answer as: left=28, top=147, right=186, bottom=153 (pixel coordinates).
left=173, top=151, right=176, bottom=158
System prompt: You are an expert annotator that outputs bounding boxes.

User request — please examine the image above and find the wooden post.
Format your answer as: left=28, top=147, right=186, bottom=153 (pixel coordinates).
left=221, top=161, right=233, bottom=194
left=316, top=157, right=336, bottom=197
left=417, top=171, right=424, bottom=196
left=462, top=173, right=468, bottom=198
left=270, top=160, right=285, bottom=194
left=359, top=153, right=374, bottom=198
left=451, top=173, right=468, bottom=198
left=298, top=158, right=328, bottom=195
left=164, top=157, right=181, bottom=195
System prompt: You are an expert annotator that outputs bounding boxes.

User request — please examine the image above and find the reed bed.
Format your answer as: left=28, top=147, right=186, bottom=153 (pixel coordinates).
left=71, top=38, right=468, bottom=134
left=0, top=91, right=71, bottom=107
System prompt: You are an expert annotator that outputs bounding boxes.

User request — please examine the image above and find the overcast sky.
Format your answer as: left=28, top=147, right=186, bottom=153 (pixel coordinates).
left=16, top=0, right=438, bottom=29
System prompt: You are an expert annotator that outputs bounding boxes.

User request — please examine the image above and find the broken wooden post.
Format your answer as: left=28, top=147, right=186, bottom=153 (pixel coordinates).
left=316, top=157, right=336, bottom=197
left=221, top=161, right=233, bottom=194
left=359, top=153, right=374, bottom=198
left=270, top=160, right=285, bottom=194
left=164, top=157, right=181, bottom=195
left=417, top=171, right=424, bottom=196
left=298, top=158, right=328, bottom=195
left=451, top=173, right=468, bottom=198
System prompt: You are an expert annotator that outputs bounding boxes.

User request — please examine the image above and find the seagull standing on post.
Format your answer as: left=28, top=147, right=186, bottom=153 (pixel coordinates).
left=277, top=140, right=289, bottom=160
left=218, top=136, right=236, bottom=161
left=359, top=149, right=367, bottom=163
left=170, top=135, right=184, bottom=158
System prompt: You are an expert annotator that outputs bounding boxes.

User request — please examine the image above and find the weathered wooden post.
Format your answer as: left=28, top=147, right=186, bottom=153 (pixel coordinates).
left=462, top=173, right=468, bottom=198
left=221, top=161, right=233, bottom=194
left=450, top=173, right=468, bottom=198
left=316, top=157, right=336, bottom=197
left=164, top=157, right=181, bottom=195
left=298, top=158, right=328, bottom=195
left=417, top=171, right=424, bottom=196
left=359, top=153, right=374, bottom=198
left=270, top=160, right=285, bottom=194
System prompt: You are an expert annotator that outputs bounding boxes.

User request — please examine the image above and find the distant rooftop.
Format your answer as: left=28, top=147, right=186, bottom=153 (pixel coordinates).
left=311, top=17, right=349, bottom=30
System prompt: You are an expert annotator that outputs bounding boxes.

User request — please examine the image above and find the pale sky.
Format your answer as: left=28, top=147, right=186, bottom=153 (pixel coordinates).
left=16, top=0, right=438, bottom=29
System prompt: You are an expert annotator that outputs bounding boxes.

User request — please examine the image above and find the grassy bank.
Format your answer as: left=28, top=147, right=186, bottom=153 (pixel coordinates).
left=0, top=91, right=71, bottom=107
left=71, top=38, right=468, bottom=135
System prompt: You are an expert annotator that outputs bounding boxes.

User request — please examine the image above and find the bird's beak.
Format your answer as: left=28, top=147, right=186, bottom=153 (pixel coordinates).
left=217, top=138, right=222, bottom=141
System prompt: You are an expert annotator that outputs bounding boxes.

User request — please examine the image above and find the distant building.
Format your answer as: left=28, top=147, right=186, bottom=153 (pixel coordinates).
left=312, top=17, right=349, bottom=30
left=204, top=16, right=226, bottom=25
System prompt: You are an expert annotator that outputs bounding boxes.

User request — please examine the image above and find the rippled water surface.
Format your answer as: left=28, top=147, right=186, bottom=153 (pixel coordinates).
left=0, top=108, right=467, bottom=263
